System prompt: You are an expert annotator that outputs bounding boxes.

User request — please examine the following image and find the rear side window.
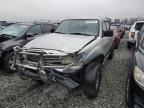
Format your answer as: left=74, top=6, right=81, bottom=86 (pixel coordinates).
left=27, top=25, right=41, bottom=35
left=105, top=21, right=110, bottom=30
left=42, top=24, right=55, bottom=33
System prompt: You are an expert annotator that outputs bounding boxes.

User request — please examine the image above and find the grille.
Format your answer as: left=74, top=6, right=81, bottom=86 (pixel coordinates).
left=24, top=52, right=62, bottom=65
left=43, top=55, right=62, bottom=65
left=27, top=55, right=40, bottom=62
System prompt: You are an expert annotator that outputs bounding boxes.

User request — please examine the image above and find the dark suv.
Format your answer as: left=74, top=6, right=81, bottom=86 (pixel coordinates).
left=0, top=22, right=55, bottom=72
left=126, top=27, right=144, bottom=107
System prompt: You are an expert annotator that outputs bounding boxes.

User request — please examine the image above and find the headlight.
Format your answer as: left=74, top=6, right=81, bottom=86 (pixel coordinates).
left=134, top=66, right=144, bottom=88
left=61, top=55, right=75, bottom=65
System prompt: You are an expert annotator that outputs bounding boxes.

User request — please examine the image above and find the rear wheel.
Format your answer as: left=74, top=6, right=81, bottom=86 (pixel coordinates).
left=108, top=46, right=114, bottom=59
left=83, top=61, right=102, bottom=99
left=127, top=44, right=131, bottom=49
left=3, top=52, right=16, bottom=73
left=114, top=44, right=118, bottom=49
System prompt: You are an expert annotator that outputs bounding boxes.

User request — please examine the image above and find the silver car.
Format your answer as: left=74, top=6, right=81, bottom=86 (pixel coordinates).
left=14, top=18, right=114, bottom=99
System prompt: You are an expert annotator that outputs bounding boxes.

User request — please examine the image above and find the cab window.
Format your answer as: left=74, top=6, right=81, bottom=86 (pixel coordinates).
left=42, top=24, right=55, bottom=33
left=102, top=22, right=107, bottom=32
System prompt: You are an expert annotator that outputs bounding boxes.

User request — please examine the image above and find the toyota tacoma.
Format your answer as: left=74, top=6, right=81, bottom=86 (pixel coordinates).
left=14, top=18, right=114, bottom=98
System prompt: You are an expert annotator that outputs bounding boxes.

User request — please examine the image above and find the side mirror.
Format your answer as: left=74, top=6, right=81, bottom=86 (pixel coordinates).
left=25, top=33, right=34, bottom=37
left=127, top=38, right=136, bottom=47
left=103, top=30, right=113, bottom=37
left=50, top=29, right=55, bottom=33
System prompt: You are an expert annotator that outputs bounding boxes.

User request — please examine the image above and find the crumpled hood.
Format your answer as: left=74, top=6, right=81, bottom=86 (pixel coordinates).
left=24, top=33, right=95, bottom=53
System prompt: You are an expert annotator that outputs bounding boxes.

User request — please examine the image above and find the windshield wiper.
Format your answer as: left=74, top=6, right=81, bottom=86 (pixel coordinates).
left=69, top=33, right=94, bottom=36
left=54, top=32, right=67, bottom=34
left=0, top=34, right=16, bottom=38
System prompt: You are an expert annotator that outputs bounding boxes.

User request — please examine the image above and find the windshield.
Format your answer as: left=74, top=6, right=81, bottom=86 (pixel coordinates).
left=56, top=19, right=100, bottom=36
left=0, top=24, right=29, bottom=37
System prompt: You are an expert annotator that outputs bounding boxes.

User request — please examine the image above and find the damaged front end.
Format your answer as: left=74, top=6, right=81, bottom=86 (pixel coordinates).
left=14, top=46, right=83, bottom=89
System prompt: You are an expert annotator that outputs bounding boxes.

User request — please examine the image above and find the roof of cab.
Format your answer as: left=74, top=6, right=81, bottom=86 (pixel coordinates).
left=61, top=17, right=111, bottom=22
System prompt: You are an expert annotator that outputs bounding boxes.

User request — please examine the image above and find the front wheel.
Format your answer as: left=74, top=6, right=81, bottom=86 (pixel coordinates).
left=3, top=52, right=17, bottom=73
left=83, top=61, right=102, bottom=99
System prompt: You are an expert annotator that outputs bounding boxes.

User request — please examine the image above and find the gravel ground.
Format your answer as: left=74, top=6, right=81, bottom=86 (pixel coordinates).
left=0, top=32, right=130, bottom=108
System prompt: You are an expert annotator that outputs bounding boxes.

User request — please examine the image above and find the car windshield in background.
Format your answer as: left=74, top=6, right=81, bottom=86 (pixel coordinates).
left=110, top=25, right=120, bottom=31
left=0, top=24, right=29, bottom=37
left=135, top=22, right=144, bottom=30
left=56, top=19, right=100, bottom=36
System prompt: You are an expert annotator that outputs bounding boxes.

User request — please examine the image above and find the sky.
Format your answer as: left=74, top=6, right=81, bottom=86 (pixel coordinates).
left=0, top=0, right=143, bottom=21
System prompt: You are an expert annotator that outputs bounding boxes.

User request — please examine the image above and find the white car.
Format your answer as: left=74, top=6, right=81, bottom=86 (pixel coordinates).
left=127, top=21, right=144, bottom=48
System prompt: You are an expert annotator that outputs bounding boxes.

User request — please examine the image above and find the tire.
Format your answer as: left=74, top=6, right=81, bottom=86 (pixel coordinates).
left=127, top=44, right=131, bottom=49
left=126, top=55, right=134, bottom=107
left=125, top=74, right=134, bottom=108
left=114, top=44, right=118, bottom=49
left=3, top=51, right=17, bottom=73
left=126, top=76, right=131, bottom=107
left=83, top=61, right=102, bottom=99
left=108, top=46, right=114, bottom=60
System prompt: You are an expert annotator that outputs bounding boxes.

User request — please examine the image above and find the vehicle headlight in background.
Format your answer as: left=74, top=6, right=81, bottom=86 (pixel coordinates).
left=129, top=32, right=135, bottom=38
left=134, top=66, right=144, bottom=88
left=61, top=55, right=75, bottom=65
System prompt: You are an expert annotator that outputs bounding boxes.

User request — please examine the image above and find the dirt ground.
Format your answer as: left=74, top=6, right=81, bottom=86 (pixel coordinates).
left=0, top=32, right=130, bottom=108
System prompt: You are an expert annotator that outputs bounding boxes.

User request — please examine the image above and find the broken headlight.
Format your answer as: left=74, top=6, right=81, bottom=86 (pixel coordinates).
left=61, top=55, right=75, bottom=65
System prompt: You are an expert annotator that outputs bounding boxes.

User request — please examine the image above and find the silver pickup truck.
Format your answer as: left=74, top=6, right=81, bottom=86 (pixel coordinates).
left=14, top=18, right=114, bottom=99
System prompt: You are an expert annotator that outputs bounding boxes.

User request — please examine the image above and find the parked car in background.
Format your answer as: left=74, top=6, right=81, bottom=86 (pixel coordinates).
left=110, top=25, right=122, bottom=49
left=127, top=21, right=144, bottom=48
left=123, top=25, right=131, bottom=31
left=111, top=24, right=125, bottom=38
left=120, top=24, right=126, bottom=38
left=126, top=27, right=144, bottom=108
left=14, top=18, right=114, bottom=99
left=0, top=22, right=55, bottom=72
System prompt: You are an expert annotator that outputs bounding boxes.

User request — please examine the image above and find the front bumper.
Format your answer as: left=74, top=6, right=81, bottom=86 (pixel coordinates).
left=18, top=67, right=80, bottom=89
left=14, top=47, right=82, bottom=89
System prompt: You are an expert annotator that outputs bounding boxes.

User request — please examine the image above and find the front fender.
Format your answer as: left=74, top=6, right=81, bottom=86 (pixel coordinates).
left=2, top=43, right=21, bottom=53
left=80, top=46, right=105, bottom=65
